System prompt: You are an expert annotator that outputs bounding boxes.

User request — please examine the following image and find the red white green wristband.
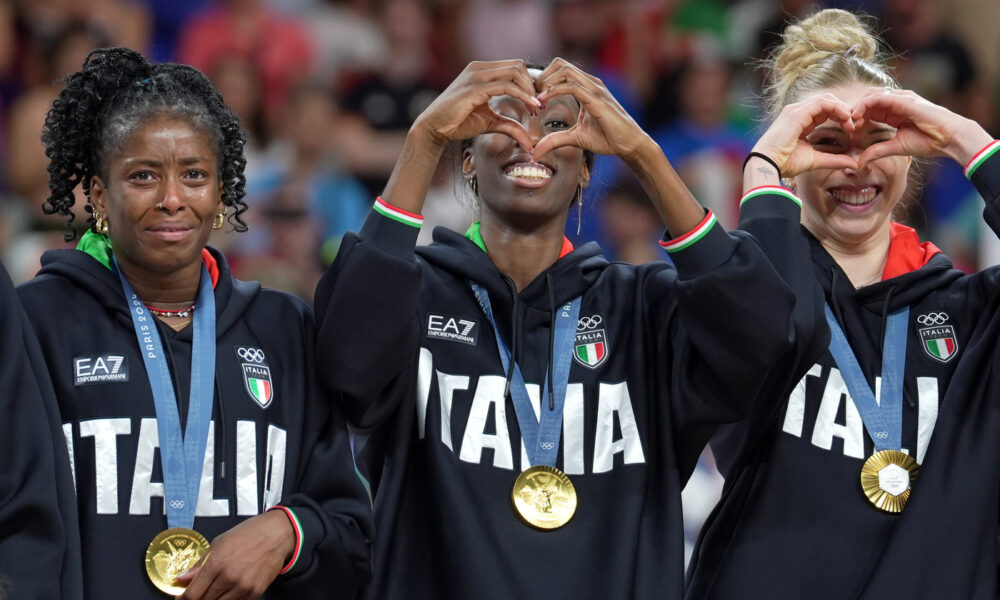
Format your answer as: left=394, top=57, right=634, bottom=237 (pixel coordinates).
left=372, top=197, right=424, bottom=228
left=268, top=505, right=303, bottom=575
left=659, top=210, right=717, bottom=253
left=964, top=140, right=1000, bottom=179
left=740, top=185, right=801, bottom=207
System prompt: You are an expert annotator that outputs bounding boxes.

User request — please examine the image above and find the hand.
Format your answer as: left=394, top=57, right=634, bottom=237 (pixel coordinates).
left=852, top=88, right=993, bottom=166
left=411, top=59, right=540, bottom=152
left=753, top=93, right=860, bottom=178
left=174, top=510, right=296, bottom=600
left=532, top=58, right=654, bottom=163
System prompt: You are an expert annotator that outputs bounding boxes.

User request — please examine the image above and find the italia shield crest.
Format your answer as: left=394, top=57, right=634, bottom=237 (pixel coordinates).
left=919, top=326, right=958, bottom=363
left=574, top=315, right=608, bottom=369
left=236, top=346, right=274, bottom=408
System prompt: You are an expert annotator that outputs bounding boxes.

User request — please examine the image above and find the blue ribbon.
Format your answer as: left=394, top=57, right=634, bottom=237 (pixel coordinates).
left=115, top=259, right=216, bottom=529
left=470, top=283, right=581, bottom=467
left=824, top=303, right=908, bottom=452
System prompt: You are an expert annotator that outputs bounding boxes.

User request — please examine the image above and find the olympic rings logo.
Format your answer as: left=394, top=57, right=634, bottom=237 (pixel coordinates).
left=916, top=312, right=949, bottom=326
left=168, top=500, right=186, bottom=509
left=873, top=431, right=889, bottom=440
left=539, top=442, right=556, bottom=450
left=577, top=315, right=603, bottom=331
left=237, top=347, right=266, bottom=363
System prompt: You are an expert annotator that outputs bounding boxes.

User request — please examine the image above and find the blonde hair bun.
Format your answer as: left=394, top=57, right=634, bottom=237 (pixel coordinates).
left=765, top=8, right=893, bottom=119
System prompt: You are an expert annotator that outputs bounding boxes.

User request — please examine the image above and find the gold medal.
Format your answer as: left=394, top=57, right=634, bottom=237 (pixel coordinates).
left=144, top=528, right=211, bottom=595
left=860, top=449, right=919, bottom=513
left=512, top=465, right=577, bottom=530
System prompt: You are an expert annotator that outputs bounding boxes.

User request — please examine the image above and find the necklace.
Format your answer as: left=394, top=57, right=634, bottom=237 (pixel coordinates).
left=145, top=304, right=195, bottom=318
left=169, top=318, right=193, bottom=331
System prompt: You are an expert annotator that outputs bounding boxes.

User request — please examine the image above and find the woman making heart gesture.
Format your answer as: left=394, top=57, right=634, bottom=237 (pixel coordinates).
left=687, top=9, right=1000, bottom=600
left=315, top=58, right=824, bottom=599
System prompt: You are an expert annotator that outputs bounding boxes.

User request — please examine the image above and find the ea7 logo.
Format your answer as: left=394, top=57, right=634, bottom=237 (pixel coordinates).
left=426, top=314, right=478, bottom=346
left=74, top=354, right=129, bottom=385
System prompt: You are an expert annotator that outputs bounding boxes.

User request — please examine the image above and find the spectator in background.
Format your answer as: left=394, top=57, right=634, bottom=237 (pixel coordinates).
left=203, top=52, right=271, bottom=193
left=881, top=0, right=983, bottom=270
left=230, top=182, right=327, bottom=301
left=883, top=0, right=977, bottom=111
left=3, top=22, right=110, bottom=282
left=458, top=0, right=554, bottom=64
left=302, top=0, right=388, bottom=86
left=598, top=177, right=663, bottom=264
left=245, top=83, right=369, bottom=267
left=339, top=0, right=446, bottom=198
left=649, top=52, right=753, bottom=228
left=177, top=0, right=313, bottom=130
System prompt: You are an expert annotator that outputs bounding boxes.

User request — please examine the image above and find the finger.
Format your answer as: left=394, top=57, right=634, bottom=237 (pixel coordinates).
left=178, top=566, right=216, bottom=600
left=484, top=112, right=535, bottom=151
left=475, top=64, right=540, bottom=108
left=535, top=57, right=571, bottom=85
left=477, top=79, right=541, bottom=114
left=810, top=151, right=861, bottom=172
left=802, top=95, right=855, bottom=134
left=857, top=138, right=908, bottom=166
left=536, top=59, right=603, bottom=92
left=851, top=94, right=915, bottom=129
left=532, top=129, right=579, bottom=159
left=536, top=68, right=602, bottom=104
left=533, top=80, right=603, bottom=112
left=192, top=570, right=236, bottom=600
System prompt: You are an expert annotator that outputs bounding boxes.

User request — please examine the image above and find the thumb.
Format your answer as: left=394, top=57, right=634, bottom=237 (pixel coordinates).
left=810, top=152, right=860, bottom=172
left=532, top=129, right=578, bottom=161
left=857, top=138, right=907, bottom=168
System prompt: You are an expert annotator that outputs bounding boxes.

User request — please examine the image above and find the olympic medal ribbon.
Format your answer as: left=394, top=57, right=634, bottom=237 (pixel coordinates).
left=469, top=282, right=581, bottom=467
left=115, top=259, right=217, bottom=529
left=824, top=303, right=908, bottom=452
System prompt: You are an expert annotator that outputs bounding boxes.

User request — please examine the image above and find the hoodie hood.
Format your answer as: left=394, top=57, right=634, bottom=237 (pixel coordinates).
left=418, top=226, right=607, bottom=310
left=36, top=243, right=260, bottom=341
left=809, top=223, right=963, bottom=315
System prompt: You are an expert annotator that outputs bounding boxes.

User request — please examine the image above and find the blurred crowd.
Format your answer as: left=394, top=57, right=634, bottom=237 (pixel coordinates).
left=0, top=0, right=996, bottom=561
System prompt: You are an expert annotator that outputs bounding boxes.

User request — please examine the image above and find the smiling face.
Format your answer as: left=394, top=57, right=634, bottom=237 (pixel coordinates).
left=463, top=93, right=590, bottom=229
left=90, top=112, right=223, bottom=280
left=796, top=83, right=909, bottom=252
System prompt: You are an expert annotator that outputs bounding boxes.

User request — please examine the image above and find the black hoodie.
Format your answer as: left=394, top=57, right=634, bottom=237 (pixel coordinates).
left=0, top=262, right=82, bottom=599
left=16, top=244, right=373, bottom=599
left=314, top=196, right=824, bottom=600
left=688, top=148, right=1000, bottom=599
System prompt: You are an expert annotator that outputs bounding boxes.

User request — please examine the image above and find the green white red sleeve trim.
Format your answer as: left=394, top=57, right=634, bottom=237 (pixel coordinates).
left=964, top=140, right=1000, bottom=179
left=739, top=185, right=801, bottom=207
left=659, top=210, right=717, bottom=253
left=372, top=197, right=424, bottom=228
left=268, top=505, right=303, bottom=574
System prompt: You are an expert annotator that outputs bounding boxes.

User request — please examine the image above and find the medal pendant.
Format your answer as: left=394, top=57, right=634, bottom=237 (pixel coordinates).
left=512, top=465, right=577, bottom=530
left=144, top=528, right=211, bottom=595
left=860, top=449, right=920, bottom=513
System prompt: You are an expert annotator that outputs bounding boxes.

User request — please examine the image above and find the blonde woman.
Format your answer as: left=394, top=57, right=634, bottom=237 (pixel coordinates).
left=687, top=9, right=1000, bottom=599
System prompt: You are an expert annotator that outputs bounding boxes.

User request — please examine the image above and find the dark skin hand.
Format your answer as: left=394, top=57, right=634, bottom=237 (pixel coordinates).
left=173, top=510, right=295, bottom=600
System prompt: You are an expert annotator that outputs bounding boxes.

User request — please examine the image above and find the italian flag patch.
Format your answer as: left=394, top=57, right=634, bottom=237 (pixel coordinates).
left=918, top=325, right=958, bottom=363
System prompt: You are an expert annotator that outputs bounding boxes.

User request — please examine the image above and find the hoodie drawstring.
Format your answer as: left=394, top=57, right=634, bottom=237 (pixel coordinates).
left=501, top=275, right=519, bottom=402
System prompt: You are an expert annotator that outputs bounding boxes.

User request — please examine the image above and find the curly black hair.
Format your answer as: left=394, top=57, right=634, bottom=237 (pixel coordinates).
left=42, top=47, right=248, bottom=241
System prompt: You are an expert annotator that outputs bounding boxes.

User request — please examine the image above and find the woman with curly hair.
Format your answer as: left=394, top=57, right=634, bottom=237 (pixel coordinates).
left=18, top=47, right=372, bottom=599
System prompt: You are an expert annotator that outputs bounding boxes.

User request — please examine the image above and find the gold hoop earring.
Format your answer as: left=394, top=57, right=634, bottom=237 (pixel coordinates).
left=95, top=214, right=108, bottom=235
left=575, top=186, right=583, bottom=236
left=213, top=212, right=225, bottom=230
